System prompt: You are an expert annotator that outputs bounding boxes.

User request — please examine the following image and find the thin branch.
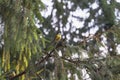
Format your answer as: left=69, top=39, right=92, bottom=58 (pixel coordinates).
left=35, top=48, right=55, bottom=66
left=9, top=44, right=58, bottom=79
left=9, top=70, right=26, bottom=80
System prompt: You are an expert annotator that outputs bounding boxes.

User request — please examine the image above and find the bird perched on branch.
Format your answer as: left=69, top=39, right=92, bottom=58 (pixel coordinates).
left=44, top=33, right=62, bottom=52
left=54, top=33, right=62, bottom=42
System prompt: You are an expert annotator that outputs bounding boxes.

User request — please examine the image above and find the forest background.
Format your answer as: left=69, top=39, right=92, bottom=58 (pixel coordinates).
left=0, top=0, right=120, bottom=80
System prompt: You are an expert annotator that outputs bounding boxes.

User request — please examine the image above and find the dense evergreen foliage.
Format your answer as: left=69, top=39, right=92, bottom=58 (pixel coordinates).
left=0, top=0, right=120, bottom=80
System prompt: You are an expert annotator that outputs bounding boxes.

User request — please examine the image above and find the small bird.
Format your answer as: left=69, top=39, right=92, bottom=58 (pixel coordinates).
left=54, top=33, right=62, bottom=42
left=43, top=33, right=62, bottom=52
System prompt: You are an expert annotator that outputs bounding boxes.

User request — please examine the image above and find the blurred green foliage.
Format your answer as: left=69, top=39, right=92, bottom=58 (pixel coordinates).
left=0, top=0, right=120, bottom=80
